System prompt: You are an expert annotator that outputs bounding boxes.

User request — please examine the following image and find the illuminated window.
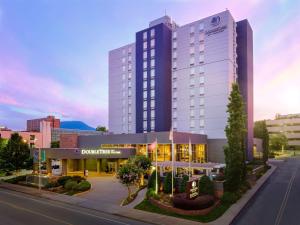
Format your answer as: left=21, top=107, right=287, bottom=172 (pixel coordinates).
left=150, top=29, right=155, bottom=37
left=143, top=51, right=147, bottom=59
left=200, top=97, right=205, bottom=106
left=143, top=41, right=147, bottom=50
left=150, top=39, right=155, bottom=48
left=151, top=49, right=155, bottom=57
left=143, top=71, right=147, bottom=79
left=199, top=23, right=204, bottom=31
left=151, top=59, right=155, bottom=67
left=143, top=32, right=147, bottom=40
left=143, top=81, right=147, bottom=89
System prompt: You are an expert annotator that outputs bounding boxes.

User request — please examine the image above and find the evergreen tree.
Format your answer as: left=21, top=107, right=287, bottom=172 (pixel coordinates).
left=224, top=83, right=247, bottom=192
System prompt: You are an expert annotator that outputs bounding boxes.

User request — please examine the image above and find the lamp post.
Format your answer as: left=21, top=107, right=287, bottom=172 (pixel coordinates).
left=33, top=138, right=41, bottom=192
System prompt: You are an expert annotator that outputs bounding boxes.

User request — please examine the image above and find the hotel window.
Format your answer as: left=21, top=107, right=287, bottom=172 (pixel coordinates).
left=150, top=39, right=155, bottom=48
left=151, top=89, right=155, bottom=98
left=200, top=119, right=205, bottom=127
left=190, top=36, right=195, bottom=44
left=199, top=65, right=204, bottom=74
left=190, top=67, right=195, bottom=75
left=143, top=41, right=147, bottom=50
left=190, top=120, right=195, bottom=128
left=150, top=29, right=155, bottom=37
left=190, top=109, right=195, bottom=117
left=122, top=106, right=126, bottom=114
left=128, top=125, right=132, bottom=132
left=173, top=81, right=177, bottom=89
left=128, top=88, right=132, bottom=97
left=143, top=51, right=147, bottom=60
left=200, top=129, right=204, bottom=134
left=173, top=51, right=177, bottom=59
left=173, top=71, right=177, bottom=79
left=128, top=47, right=132, bottom=54
left=199, top=23, right=204, bottom=31
left=143, top=31, right=147, bottom=40
left=143, top=111, right=147, bottom=119
left=151, top=59, right=155, bottom=67
left=199, top=33, right=204, bottom=42
left=190, top=47, right=195, bottom=55
left=128, top=81, right=132, bottom=88
left=173, top=91, right=177, bottom=99
left=123, top=117, right=126, bottom=123
left=173, top=101, right=177, bottom=108
left=173, top=31, right=177, bottom=39
left=173, top=61, right=177, bottom=69
left=190, top=26, right=195, bottom=33
left=143, top=81, right=147, bottom=89
left=150, top=100, right=155, bottom=108
left=143, top=101, right=147, bottom=109
left=173, top=41, right=177, bottom=49
left=143, top=71, right=147, bottom=79
left=128, top=55, right=132, bottom=62
left=128, top=64, right=132, bottom=71
left=190, top=57, right=195, bottom=65
left=128, top=98, right=132, bottom=105
left=199, top=43, right=204, bottom=52
left=190, top=77, right=195, bottom=86
left=199, top=86, right=204, bottom=95
left=190, top=98, right=195, bottom=107
left=199, top=54, right=204, bottom=64
left=122, top=82, right=125, bottom=89
left=151, top=110, right=155, bottom=118
left=173, top=121, right=177, bottom=129
left=200, top=97, right=205, bottom=106
left=122, top=65, right=126, bottom=72
left=128, top=106, right=132, bottom=114
left=150, top=69, right=155, bottom=78
left=143, top=121, right=147, bottom=130
left=128, top=72, right=132, bottom=79
left=200, top=76, right=204, bottom=84
left=143, top=61, right=147, bottom=70
left=151, top=120, right=155, bottom=130
left=173, top=110, right=177, bottom=118
left=190, top=88, right=195, bottom=96
left=122, top=57, right=126, bottom=63
left=143, top=90, right=147, bottom=99
left=200, top=108, right=205, bottom=117
left=122, top=49, right=126, bottom=55
left=122, top=74, right=126, bottom=80
left=122, top=91, right=125, bottom=97
left=150, top=79, right=155, bottom=89
left=151, top=49, right=155, bottom=58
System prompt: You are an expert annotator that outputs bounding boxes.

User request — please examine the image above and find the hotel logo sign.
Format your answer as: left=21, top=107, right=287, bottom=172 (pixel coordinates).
left=210, top=16, right=221, bottom=27
left=186, top=179, right=199, bottom=199
left=81, top=149, right=121, bottom=155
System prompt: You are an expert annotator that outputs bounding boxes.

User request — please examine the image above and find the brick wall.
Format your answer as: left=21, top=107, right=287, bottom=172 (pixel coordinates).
left=60, top=134, right=78, bottom=148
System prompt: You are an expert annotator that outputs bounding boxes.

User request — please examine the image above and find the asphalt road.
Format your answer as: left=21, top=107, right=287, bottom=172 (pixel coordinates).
left=232, top=157, right=300, bottom=225
left=0, top=189, right=150, bottom=225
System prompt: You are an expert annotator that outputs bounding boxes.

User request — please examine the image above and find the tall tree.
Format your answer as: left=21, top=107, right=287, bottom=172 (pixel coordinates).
left=0, top=133, right=32, bottom=171
left=270, top=133, right=288, bottom=151
left=224, top=83, right=247, bottom=192
left=96, top=126, right=108, bottom=132
left=254, top=120, right=269, bottom=163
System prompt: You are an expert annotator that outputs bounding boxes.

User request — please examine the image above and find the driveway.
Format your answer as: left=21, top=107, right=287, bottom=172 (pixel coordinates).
left=81, top=176, right=128, bottom=206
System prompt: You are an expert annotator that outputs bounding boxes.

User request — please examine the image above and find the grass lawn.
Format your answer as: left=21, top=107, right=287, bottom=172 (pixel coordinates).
left=134, top=199, right=231, bottom=223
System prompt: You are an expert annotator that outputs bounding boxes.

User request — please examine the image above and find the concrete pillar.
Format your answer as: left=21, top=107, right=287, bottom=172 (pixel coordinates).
left=62, top=159, right=68, bottom=176
left=46, top=159, right=51, bottom=175
left=159, top=166, right=163, bottom=176
left=97, top=159, right=101, bottom=174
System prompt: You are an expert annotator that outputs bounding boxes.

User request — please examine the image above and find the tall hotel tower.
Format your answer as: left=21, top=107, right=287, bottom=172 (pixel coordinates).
left=109, top=10, right=253, bottom=162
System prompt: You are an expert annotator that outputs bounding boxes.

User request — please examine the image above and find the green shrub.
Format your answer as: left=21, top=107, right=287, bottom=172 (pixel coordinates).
left=199, top=175, right=214, bottom=195
left=73, top=181, right=91, bottom=192
left=71, top=175, right=85, bottom=183
left=64, top=180, right=77, bottom=191
left=147, top=170, right=160, bottom=190
left=163, top=172, right=173, bottom=194
left=5, top=175, right=27, bottom=184
left=221, top=192, right=239, bottom=204
left=57, top=176, right=72, bottom=186
left=178, top=175, right=189, bottom=193
left=45, top=181, right=60, bottom=189
left=146, top=188, right=159, bottom=200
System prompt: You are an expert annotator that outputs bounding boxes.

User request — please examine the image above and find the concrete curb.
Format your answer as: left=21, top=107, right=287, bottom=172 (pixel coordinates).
left=209, top=164, right=277, bottom=225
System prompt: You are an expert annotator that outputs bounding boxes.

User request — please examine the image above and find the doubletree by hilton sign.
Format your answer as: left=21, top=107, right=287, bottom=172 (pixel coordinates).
left=186, top=179, right=199, bottom=199
left=81, top=149, right=121, bottom=155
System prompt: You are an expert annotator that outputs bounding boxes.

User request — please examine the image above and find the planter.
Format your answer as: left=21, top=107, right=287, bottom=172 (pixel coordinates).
left=213, top=180, right=225, bottom=198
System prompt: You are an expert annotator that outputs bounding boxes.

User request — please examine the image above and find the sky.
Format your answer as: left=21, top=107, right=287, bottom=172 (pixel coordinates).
left=0, top=0, right=299, bottom=130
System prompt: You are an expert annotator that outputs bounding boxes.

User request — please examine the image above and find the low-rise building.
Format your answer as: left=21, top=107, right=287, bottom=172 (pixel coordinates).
left=266, top=113, right=300, bottom=149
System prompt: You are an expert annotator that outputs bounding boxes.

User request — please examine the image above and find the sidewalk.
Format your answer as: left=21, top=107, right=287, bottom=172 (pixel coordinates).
left=0, top=165, right=277, bottom=225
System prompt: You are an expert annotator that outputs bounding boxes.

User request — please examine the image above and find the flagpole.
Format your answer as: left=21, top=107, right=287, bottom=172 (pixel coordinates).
left=189, top=137, right=191, bottom=178
left=155, top=137, right=158, bottom=194
left=171, top=134, right=174, bottom=197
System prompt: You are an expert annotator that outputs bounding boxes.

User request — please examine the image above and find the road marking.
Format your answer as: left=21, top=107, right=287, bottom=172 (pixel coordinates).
left=0, top=200, right=71, bottom=225
left=274, top=167, right=298, bottom=225
left=0, top=189, right=130, bottom=225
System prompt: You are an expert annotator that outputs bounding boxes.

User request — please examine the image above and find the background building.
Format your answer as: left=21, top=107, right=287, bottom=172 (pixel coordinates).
left=27, top=115, right=60, bottom=132
left=109, top=10, right=253, bottom=162
left=266, top=113, right=300, bottom=149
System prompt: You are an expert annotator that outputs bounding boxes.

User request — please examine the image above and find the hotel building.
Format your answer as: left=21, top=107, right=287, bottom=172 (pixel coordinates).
left=266, top=113, right=300, bottom=149
left=109, top=10, right=253, bottom=162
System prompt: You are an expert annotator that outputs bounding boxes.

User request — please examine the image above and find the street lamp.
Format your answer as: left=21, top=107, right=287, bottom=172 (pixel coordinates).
left=33, top=138, right=41, bottom=192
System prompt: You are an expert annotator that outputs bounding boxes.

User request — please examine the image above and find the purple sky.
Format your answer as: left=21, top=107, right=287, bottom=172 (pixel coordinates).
left=0, top=0, right=299, bottom=130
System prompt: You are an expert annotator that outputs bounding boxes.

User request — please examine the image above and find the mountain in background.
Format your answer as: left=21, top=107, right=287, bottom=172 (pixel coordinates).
left=60, top=121, right=95, bottom=131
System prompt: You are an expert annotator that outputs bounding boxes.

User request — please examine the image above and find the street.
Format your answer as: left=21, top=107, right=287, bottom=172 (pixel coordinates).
left=0, top=189, right=150, bottom=225
left=232, top=157, right=300, bottom=225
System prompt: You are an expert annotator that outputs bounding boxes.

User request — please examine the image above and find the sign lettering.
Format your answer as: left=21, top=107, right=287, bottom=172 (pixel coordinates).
left=81, top=149, right=121, bottom=155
